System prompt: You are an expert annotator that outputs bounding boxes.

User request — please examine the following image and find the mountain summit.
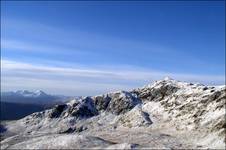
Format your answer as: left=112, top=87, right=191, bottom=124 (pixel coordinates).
left=1, top=78, right=225, bottom=149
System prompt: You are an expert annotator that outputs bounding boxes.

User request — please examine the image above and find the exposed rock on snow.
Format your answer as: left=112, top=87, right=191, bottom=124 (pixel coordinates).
left=66, top=97, right=98, bottom=118
left=118, top=105, right=152, bottom=128
left=48, top=97, right=98, bottom=119
left=93, top=94, right=111, bottom=111
left=93, top=91, right=141, bottom=115
left=105, top=91, right=141, bottom=115
left=1, top=78, right=225, bottom=149
left=49, top=104, right=68, bottom=118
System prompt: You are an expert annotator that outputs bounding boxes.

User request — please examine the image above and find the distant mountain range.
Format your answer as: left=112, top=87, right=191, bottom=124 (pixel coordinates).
left=1, top=90, right=72, bottom=105
left=1, top=90, right=78, bottom=120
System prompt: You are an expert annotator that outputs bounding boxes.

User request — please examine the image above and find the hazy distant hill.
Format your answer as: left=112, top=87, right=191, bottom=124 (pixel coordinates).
left=1, top=90, right=71, bottom=105
left=0, top=101, right=51, bottom=120
left=0, top=90, right=76, bottom=120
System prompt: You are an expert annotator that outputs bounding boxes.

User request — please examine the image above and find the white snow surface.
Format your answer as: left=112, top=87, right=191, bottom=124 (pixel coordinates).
left=1, top=77, right=225, bottom=149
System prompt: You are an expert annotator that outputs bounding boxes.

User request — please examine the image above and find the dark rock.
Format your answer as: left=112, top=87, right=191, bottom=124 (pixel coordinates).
left=69, top=97, right=98, bottom=118
left=93, top=95, right=111, bottom=111
left=49, top=104, right=67, bottom=118
left=203, top=87, right=208, bottom=91
left=142, top=111, right=153, bottom=125
left=0, top=124, right=6, bottom=133
left=106, top=91, right=141, bottom=115
left=138, top=83, right=179, bottom=102
left=76, top=126, right=88, bottom=132
left=210, top=91, right=222, bottom=101
left=59, top=127, right=76, bottom=134
left=130, top=144, right=139, bottom=149
left=210, top=90, right=215, bottom=93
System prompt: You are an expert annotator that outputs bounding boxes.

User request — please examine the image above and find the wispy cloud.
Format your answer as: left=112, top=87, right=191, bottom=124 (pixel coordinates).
left=1, top=39, right=96, bottom=57
left=1, top=18, right=224, bottom=96
left=2, top=18, right=223, bottom=72
left=1, top=59, right=225, bottom=96
left=1, top=18, right=178, bottom=56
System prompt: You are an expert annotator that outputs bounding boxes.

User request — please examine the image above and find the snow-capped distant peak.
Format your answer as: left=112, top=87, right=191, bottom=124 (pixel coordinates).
left=34, top=90, right=47, bottom=96
left=8, top=90, right=48, bottom=97
left=15, top=90, right=30, bottom=94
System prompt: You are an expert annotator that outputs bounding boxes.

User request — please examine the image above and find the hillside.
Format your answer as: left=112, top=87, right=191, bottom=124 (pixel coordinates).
left=1, top=78, right=225, bottom=149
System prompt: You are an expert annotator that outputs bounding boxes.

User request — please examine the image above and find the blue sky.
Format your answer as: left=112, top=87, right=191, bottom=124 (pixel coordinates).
left=1, top=1, right=225, bottom=96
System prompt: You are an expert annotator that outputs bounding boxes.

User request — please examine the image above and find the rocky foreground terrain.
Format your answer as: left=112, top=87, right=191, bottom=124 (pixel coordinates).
left=0, top=77, right=225, bottom=149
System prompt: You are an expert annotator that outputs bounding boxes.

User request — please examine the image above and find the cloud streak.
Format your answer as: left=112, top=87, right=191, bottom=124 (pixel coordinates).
left=1, top=39, right=96, bottom=57
left=1, top=18, right=186, bottom=59
left=1, top=19, right=225, bottom=96
left=2, top=18, right=224, bottom=75
left=1, top=59, right=225, bottom=96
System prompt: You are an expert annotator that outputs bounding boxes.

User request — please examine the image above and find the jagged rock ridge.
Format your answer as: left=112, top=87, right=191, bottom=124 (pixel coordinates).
left=1, top=78, right=225, bottom=149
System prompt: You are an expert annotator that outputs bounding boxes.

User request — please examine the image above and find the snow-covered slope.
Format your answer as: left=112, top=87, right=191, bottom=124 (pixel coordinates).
left=1, top=78, right=225, bottom=149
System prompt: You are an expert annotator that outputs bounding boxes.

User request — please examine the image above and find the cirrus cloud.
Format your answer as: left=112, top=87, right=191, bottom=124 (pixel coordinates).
left=1, top=59, right=225, bottom=96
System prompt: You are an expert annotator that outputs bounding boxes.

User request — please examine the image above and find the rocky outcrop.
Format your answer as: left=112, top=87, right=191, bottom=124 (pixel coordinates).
left=132, top=77, right=180, bottom=102
left=46, top=91, right=142, bottom=120
left=47, top=97, right=98, bottom=119
left=68, top=97, right=98, bottom=118
left=92, top=91, right=141, bottom=115
left=106, top=91, right=141, bottom=115
left=93, top=95, right=111, bottom=112
left=135, top=78, right=226, bottom=132
left=49, top=104, right=67, bottom=118
left=1, top=77, right=225, bottom=149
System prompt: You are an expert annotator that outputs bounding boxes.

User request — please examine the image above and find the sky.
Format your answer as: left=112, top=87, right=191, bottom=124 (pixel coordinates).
left=1, top=1, right=225, bottom=96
